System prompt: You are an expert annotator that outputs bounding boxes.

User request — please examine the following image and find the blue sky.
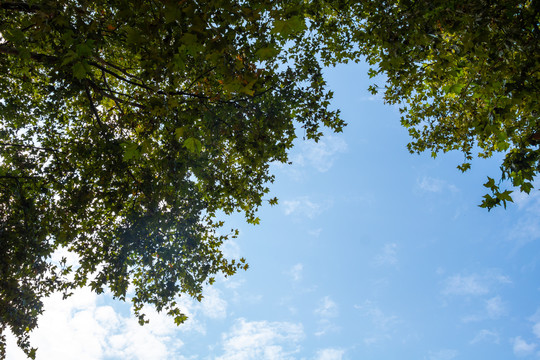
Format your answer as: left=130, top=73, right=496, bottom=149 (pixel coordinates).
left=6, top=61, right=540, bottom=360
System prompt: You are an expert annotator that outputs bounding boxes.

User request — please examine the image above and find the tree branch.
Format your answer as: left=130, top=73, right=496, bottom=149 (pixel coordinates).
left=87, top=60, right=156, bottom=92
left=84, top=84, right=105, bottom=129
left=0, top=2, right=42, bottom=13
left=0, top=46, right=243, bottom=104
left=93, top=56, right=144, bottom=83
left=88, top=60, right=213, bottom=100
left=0, top=174, right=40, bottom=181
left=87, top=79, right=145, bottom=109
left=101, top=70, right=126, bottom=115
left=0, top=142, right=58, bottom=153
left=0, top=45, right=57, bottom=63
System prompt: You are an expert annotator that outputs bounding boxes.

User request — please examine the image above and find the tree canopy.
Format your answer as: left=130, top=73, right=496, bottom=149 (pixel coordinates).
left=0, top=0, right=345, bottom=357
left=348, top=0, right=539, bottom=209
left=1, top=0, right=538, bottom=357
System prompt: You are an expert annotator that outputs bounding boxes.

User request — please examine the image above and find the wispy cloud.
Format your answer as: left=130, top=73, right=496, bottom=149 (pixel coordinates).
left=512, top=187, right=540, bottom=210
left=282, top=196, right=323, bottom=218
left=315, top=296, right=339, bottom=318
left=358, top=92, right=385, bottom=102
left=417, top=176, right=458, bottom=194
left=373, top=243, right=398, bottom=267
left=470, top=329, right=500, bottom=344
left=507, top=216, right=540, bottom=250
left=314, top=348, right=345, bottom=360
left=286, top=263, right=303, bottom=282
left=442, top=271, right=511, bottom=297
left=221, top=239, right=241, bottom=260
left=291, top=135, right=347, bottom=173
left=354, top=300, right=400, bottom=345
left=462, top=295, right=507, bottom=323
left=528, top=308, right=540, bottom=341
left=426, top=349, right=458, bottom=360
left=309, top=228, right=323, bottom=237
left=200, top=287, right=228, bottom=319
left=509, top=308, right=540, bottom=357
left=442, top=274, right=489, bottom=296
left=314, top=296, right=340, bottom=336
left=512, top=336, right=536, bottom=357
left=506, top=188, right=540, bottom=251
left=485, top=296, right=506, bottom=319
left=216, top=318, right=304, bottom=360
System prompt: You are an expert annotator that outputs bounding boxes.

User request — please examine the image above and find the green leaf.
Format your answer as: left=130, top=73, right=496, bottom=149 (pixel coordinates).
left=255, top=46, right=280, bottom=60
left=457, top=162, right=471, bottom=172
left=183, top=137, right=202, bottom=154
left=164, top=8, right=179, bottom=23
left=61, top=50, right=78, bottom=66
left=498, top=190, right=513, bottom=203
left=174, top=314, right=188, bottom=325
left=443, top=83, right=465, bottom=94
left=72, top=62, right=87, bottom=79
left=76, top=42, right=93, bottom=57
left=125, top=27, right=142, bottom=44
left=174, top=127, right=185, bottom=140
left=120, top=141, right=140, bottom=161
left=271, top=16, right=306, bottom=37
left=181, top=33, right=198, bottom=46
left=483, top=177, right=496, bottom=190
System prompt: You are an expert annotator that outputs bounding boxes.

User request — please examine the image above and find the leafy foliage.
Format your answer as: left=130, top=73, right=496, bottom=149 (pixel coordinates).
left=345, top=0, right=539, bottom=210
left=0, top=0, right=344, bottom=357
left=1, top=0, right=538, bottom=357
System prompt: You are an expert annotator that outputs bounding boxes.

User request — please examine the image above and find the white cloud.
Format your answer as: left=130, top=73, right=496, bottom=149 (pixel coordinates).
left=461, top=295, right=507, bottom=323
left=443, top=275, right=489, bottom=295
left=314, top=297, right=340, bottom=336
left=315, top=296, right=339, bottom=318
left=6, top=288, right=193, bottom=360
left=513, top=336, right=537, bottom=357
left=533, top=322, right=540, bottom=340
left=512, top=188, right=540, bottom=210
left=374, top=243, right=398, bottom=266
left=426, top=349, right=458, bottom=360
left=485, top=296, right=505, bottom=319
left=315, top=348, right=345, bottom=360
left=309, top=228, right=323, bottom=237
left=417, top=176, right=458, bottom=193
left=470, top=329, right=500, bottom=344
left=354, top=300, right=399, bottom=334
left=201, top=286, right=228, bottom=319
left=291, top=136, right=347, bottom=173
left=508, top=216, right=540, bottom=249
left=359, top=93, right=384, bottom=102
left=506, top=189, right=540, bottom=249
left=49, top=246, right=81, bottom=268
left=223, top=277, right=245, bottom=290
left=222, top=239, right=241, bottom=259
left=217, top=318, right=304, bottom=360
left=282, top=196, right=322, bottom=218
left=287, top=263, right=303, bottom=282
left=363, top=337, right=378, bottom=346
left=442, top=271, right=511, bottom=297
left=443, top=274, right=487, bottom=296
left=314, top=322, right=340, bottom=338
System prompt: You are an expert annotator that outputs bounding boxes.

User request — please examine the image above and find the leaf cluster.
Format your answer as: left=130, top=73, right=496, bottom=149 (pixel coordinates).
left=342, top=0, right=539, bottom=209
left=0, top=0, right=344, bottom=357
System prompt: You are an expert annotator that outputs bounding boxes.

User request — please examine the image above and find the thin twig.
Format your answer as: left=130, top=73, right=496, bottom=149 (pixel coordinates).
left=84, top=83, right=105, bottom=129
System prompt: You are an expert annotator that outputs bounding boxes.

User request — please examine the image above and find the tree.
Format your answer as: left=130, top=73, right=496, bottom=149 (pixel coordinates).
left=343, top=0, right=539, bottom=209
left=0, top=1, right=344, bottom=357
left=2, top=0, right=538, bottom=357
